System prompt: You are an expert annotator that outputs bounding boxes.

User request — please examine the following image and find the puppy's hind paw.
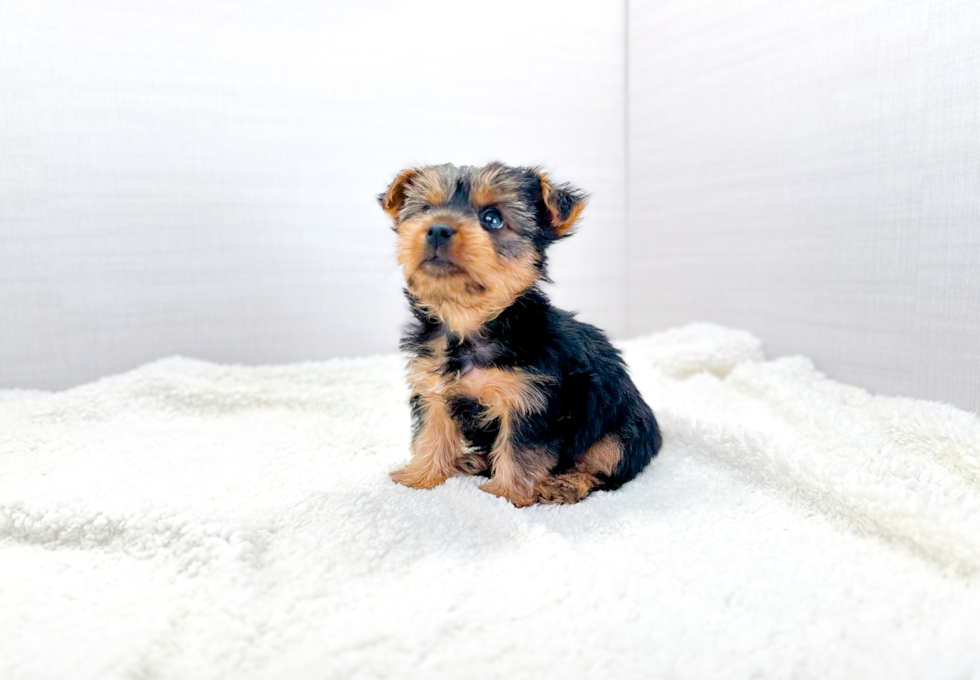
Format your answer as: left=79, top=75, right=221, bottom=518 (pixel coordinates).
left=535, top=472, right=598, bottom=505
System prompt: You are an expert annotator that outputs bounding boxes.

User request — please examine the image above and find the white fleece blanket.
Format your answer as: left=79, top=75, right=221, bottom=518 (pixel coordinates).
left=2, top=324, right=980, bottom=680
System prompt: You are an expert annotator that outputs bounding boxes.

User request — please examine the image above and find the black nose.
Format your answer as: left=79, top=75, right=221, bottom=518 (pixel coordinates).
left=426, top=223, right=455, bottom=248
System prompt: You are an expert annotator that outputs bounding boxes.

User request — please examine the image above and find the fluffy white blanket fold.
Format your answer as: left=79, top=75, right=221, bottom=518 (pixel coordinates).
left=2, top=324, right=979, bottom=679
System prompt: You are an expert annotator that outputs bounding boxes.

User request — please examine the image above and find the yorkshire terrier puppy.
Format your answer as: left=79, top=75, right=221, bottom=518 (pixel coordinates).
left=380, top=162, right=661, bottom=506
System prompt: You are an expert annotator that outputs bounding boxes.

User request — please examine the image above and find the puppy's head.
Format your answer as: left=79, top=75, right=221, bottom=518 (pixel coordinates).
left=379, top=162, right=587, bottom=333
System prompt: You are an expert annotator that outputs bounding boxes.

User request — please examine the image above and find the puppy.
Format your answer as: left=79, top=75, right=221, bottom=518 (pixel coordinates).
left=380, top=162, right=661, bottom=506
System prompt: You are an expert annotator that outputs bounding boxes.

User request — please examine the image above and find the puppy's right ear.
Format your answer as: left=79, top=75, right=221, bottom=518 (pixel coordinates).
left=378, top=168, right=418, bottom=221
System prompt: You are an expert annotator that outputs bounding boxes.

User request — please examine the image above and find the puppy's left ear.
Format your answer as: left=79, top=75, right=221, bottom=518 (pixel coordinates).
left=378, top=168, right=418, bottom=221
left=535, top=170, right=589, bottom=237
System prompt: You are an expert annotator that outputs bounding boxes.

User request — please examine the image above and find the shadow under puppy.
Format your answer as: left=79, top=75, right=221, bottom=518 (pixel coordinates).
left=380, top=162, right=661, bottom=507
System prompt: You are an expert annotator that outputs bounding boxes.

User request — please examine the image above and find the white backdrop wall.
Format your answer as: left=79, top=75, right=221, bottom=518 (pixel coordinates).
left=0, top=1, right=626, bottom=389
left=628, top=0, right=980, bottom=414
left=5, top=1, right=979, bottom=414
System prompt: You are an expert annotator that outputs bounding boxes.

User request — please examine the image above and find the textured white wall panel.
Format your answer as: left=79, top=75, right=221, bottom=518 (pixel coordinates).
left=0, top=1, right=626, bottom=389
left=628, top=0, right=980, bottom=413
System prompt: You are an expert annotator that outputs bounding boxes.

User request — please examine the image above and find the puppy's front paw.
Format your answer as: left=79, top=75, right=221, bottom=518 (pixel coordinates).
left=390, top=463, right=450, bottom=490
left=480, top=477, right=536, bottom=508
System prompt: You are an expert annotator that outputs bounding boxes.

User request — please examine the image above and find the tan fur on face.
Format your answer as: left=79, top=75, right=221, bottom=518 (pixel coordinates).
left=470, top=164, right=526, bottom=213
left=469, top=164, right=537, bottom=236
left=388, top=164, right=542, bottom=336
left=396, top=213, right=539, bottom=335
left=415, top=166, right=448, bottom=206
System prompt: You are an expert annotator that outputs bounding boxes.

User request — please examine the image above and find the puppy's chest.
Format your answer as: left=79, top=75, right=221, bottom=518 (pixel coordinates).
left=408, top=334, right=552, bottom=431
left=409, top=335, right=506, bottom=400
left=446, top=336, right=499, bottom=378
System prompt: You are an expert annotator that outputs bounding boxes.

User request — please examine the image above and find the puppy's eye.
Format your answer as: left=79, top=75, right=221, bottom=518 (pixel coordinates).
left=480, top=208, right=504, bottom=232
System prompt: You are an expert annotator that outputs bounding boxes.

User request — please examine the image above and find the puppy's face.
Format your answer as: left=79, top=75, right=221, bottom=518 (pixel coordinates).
left=379, top=162, right=586, bottom=332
